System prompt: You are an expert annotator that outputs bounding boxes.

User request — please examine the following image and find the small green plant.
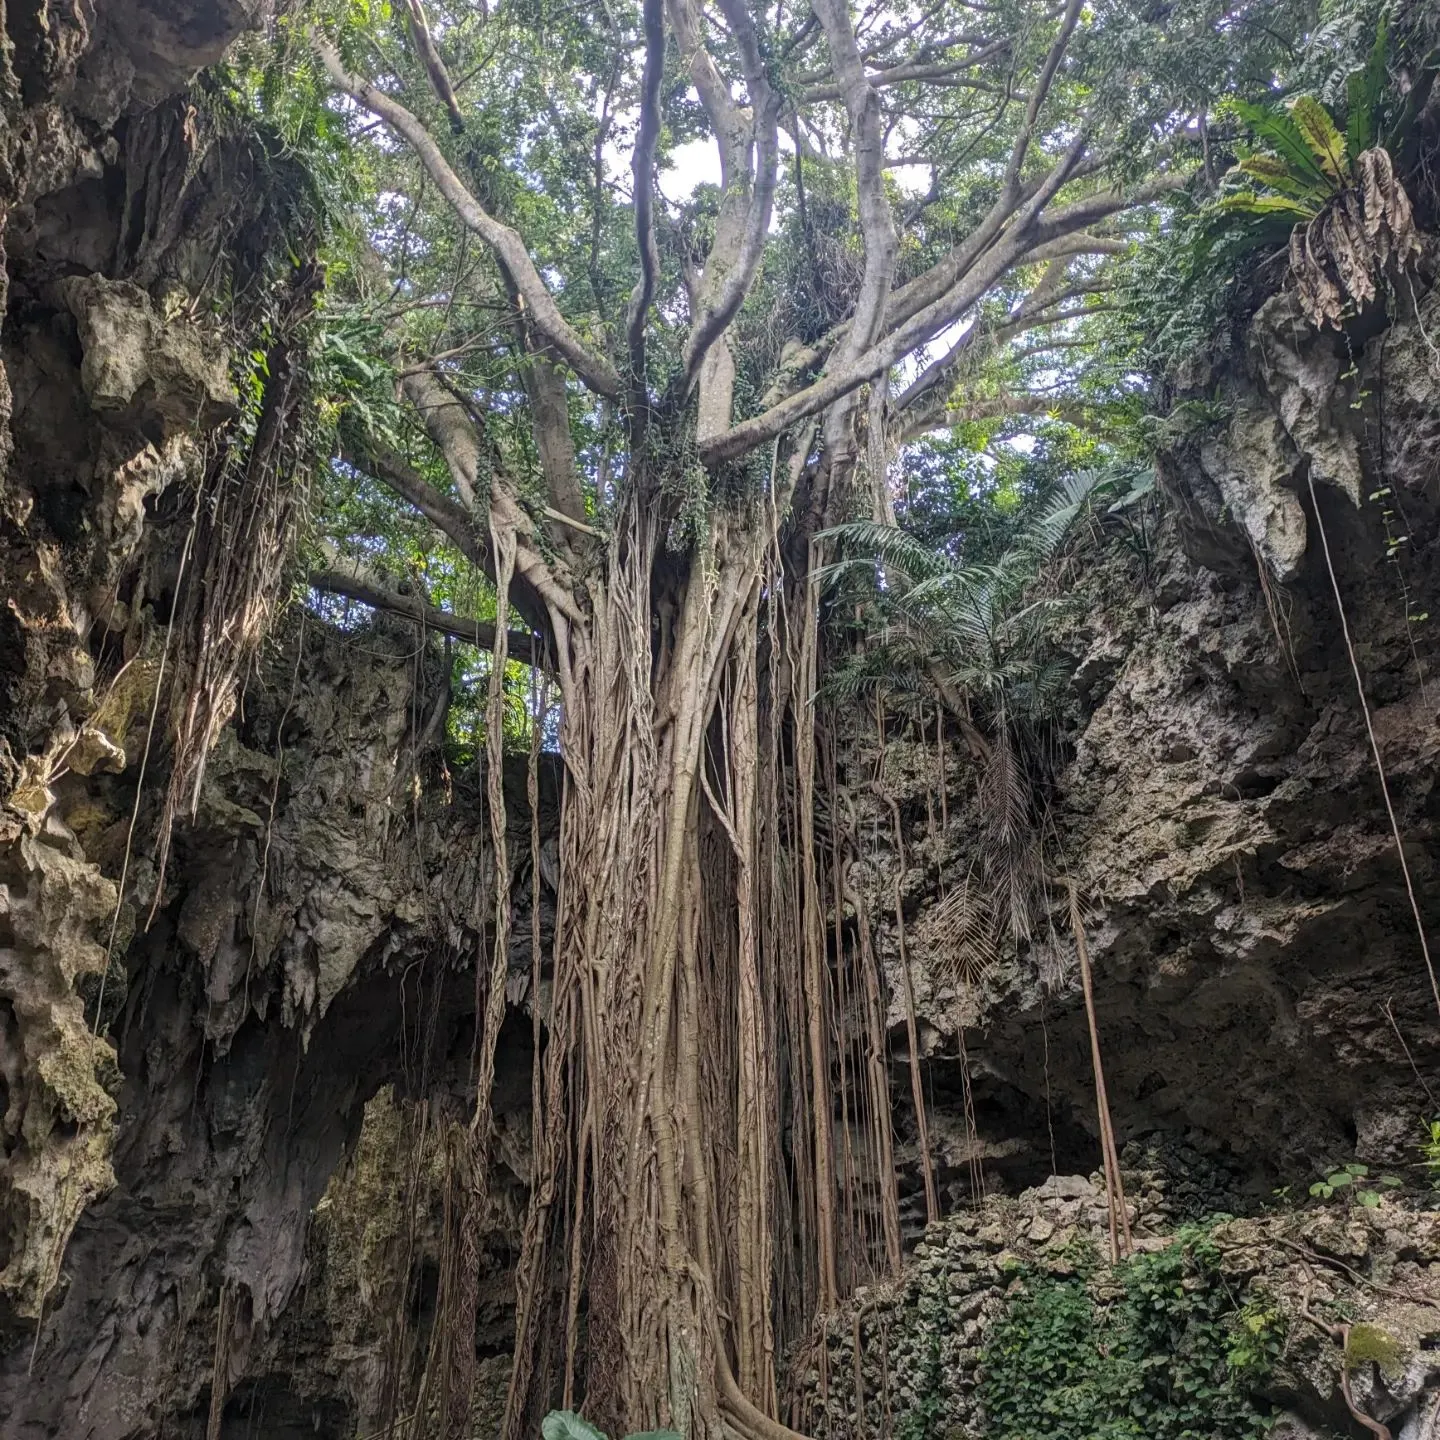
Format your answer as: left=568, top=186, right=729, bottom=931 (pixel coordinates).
left=1227, top=1297, right=1287, bottom=1374
left=979, top=1227, right=1278, bottom=1440
left=1214, top=23, right=1432, bottom=328
left=1421, top=1119, right=1440, bottom=1188
left=1309, top=1163, right=1402, bottom=1207
left=542, top=1411, right=680, bottom=1440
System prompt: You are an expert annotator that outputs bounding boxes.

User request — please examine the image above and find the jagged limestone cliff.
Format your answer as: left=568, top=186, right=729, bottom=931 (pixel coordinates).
left=861, top=281, right=1440, bottom=1215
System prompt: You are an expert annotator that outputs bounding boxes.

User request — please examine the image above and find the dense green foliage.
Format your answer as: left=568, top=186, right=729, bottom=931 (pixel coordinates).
left=977, top=1232, right=1284, bottom=1440
left=196, top=0, right=1440, bottom=721
left=1105, top=1, right=1439, bottom=379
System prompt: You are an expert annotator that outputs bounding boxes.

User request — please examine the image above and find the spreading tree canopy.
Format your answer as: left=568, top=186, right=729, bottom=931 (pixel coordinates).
left=221, top=0, right=1381, bottom=1435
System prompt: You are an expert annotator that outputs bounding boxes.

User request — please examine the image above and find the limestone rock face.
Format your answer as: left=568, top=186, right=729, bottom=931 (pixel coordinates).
left=99, top=0, right=270, bottom=110
left=58, top=275, right=237, bottom=434
left=0, top=812, right=118, bottom=1323
left=0, top=17, right=549, bottom=1398
left=847, top=273, right=1440, bottom=1233
left=0, top=0, right=275, bottom=1407
left=1, top=606, right=555, bottom=1437
left=1197, top=395, right=1307, bottom=580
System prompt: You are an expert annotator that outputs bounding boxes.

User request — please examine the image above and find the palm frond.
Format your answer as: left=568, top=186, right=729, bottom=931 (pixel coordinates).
left=1016, top=469, right=1103, bottom=566
left=820, top=520, right=959, bottom=585
left=920, top=871, right=998, bottom=987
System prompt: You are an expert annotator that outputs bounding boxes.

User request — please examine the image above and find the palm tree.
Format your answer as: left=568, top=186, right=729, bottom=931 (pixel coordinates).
left=822, top=471, right=1102, bottom=957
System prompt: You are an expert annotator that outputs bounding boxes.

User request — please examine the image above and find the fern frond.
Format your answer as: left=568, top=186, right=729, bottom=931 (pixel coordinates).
left=1017, top=469, right=1102, bottom=565
left=1218, top=189, right=1318, bottom=220
left=821, top=644, right=925, bottom=701
left=1346, top=19, right=1388, bottom=160
left=1236, top=155, right=1331, bottom=208
left=1291, top=95, right=1349, bottom=185
left=1230, top=99, right=1334, bottom=189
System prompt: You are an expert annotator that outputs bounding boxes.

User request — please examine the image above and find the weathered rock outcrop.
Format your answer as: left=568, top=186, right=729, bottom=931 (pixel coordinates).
left=2, top=605, right=551, bottom=1436
left=0, top=0, right=288, bottom=1348
left=0, top=5, right=522, bottom=1433
left=868, top=272, right=1440, bottom=1232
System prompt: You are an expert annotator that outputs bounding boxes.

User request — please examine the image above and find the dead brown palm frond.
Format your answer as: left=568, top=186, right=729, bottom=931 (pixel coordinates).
left=977, top=720, right=1045, bottom=944
left=919, top=869, right=998, bottom=987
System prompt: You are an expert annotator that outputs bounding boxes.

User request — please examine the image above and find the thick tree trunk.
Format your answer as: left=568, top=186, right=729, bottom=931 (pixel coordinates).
left=494, top=502, right=817, bottom=1440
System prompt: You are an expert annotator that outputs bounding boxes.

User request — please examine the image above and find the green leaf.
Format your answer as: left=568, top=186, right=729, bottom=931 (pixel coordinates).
left=1236, top=154, right=1330, bottom=207
left=1231, top=99, right=1334, bottom=189
left=1346, top=19, right=1388, bottom=160
left=1330, top=1171, right=1354, bottom=1186
left=1359, top=1191, right=1381, bottom=1207
left=1217, top=190, right=1314, bottom=220
left=626, top=1432, right=683, bottom=1440
left=1348, top=1164, right=1369, bottom=1177
left=1291, top=95, right=1349, bottom=185
left=544, top=1412, right=609, bottom=1440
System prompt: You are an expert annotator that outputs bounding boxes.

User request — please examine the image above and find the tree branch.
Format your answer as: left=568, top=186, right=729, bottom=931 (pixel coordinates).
left=399, top=366, right=585, bottom=626
left=752, top=150, right=1105, bottom=419
left=700, top=162, right=1090, bottom=464
left=311, top=565, right=539, bottom=657
left=898, top=392, right=1097, bottom=443
left=625, top=0, right=665, bottom=394
left=1003, top=0, right=1085, bottom=190
left=814, top=0, right=896, bottom=362
left=339, top=437, right=485, bottom=563
left=313, top=32, right=623, bottom=401
left=1027, top=172, right=1189, bottom=244
left=812, top=0, right=901, bottom=494
left=401, top=0, right=465, bottom=132
left=896, top=254, right=1069, bottom=412
left=798, top=40, right=1011, bottom=102
left=672, top=0, right=781, bottom=425
left=704, top=151, right=1177, bottom=465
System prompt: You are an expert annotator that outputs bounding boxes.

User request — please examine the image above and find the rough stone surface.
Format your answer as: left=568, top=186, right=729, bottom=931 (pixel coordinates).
left=799, top=1180, right=1440, bottom=1440
left=0, top=611, right=553, bottom=1437
left=0, top=0, right=282, bottom=1352
left=854, top=272, right=1440, bottom=1233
